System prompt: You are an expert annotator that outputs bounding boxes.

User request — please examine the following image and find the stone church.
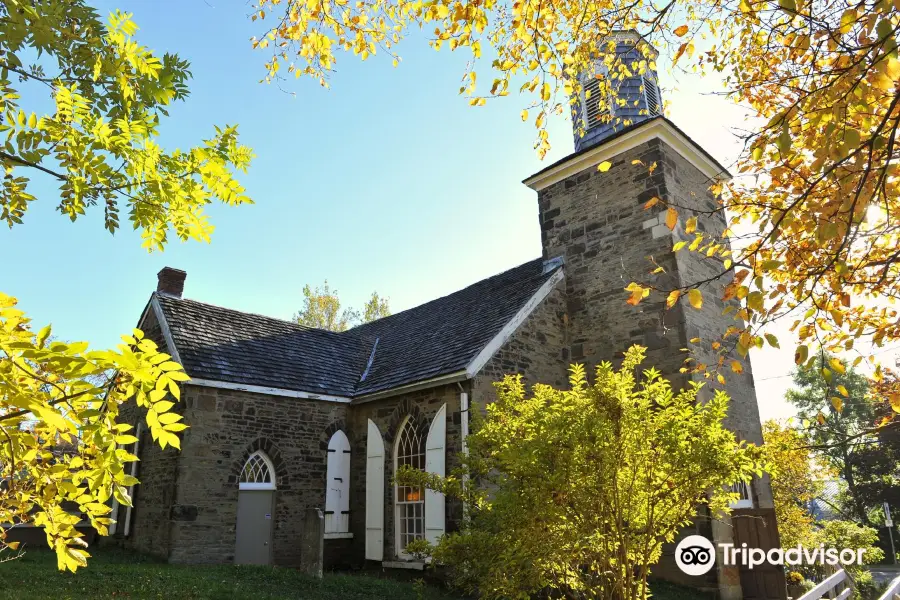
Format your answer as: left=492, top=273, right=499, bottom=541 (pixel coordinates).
left=112, top=32, right=784, bottom=600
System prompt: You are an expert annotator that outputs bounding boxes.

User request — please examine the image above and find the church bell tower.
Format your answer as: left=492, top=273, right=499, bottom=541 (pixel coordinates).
left=523, top=30, right=782, bottom=600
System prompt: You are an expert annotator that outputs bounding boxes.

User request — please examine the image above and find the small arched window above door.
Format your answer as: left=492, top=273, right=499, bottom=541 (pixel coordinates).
left=240, top=451, right=276, bottom=490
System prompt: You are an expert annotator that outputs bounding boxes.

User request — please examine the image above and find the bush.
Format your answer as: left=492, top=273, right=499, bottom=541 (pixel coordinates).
left=398, top=346, right=766, bottom=600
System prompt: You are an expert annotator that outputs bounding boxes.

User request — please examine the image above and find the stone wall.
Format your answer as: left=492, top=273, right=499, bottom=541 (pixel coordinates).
left=347, top=384, right=463, bottom=563
left=471, top=278, right=569, bottom=406
left=114, top=302, right=180, bottom=559
left=163, top=385, right=349, bottom=567
left=533, top=134, right=776, bottom=598
left=537, top=139, right=688, bottom=384
left=662, top=141, right=773, bottom=509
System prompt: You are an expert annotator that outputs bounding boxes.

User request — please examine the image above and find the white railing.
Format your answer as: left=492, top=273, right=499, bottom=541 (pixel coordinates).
left=878, top=574, right=900, bottom=600
left=797, top=569, right=852, bottom=600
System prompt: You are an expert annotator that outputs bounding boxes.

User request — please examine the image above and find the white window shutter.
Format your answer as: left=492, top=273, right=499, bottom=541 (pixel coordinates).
left=325, top=431, right=351, bottom=534
left=365, top=419, right=384, bottom=560
left=424, top=404, right=446, bottom=545
left=124, top=423, right=142, bottom=537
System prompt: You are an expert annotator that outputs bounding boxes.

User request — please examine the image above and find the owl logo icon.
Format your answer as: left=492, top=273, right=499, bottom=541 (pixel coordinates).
left=675, top=535, right=716, bottom=576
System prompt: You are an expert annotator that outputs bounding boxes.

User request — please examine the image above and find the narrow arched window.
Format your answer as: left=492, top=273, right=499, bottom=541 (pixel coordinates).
left=730, top=480, right=753, bottom=509
left=240, top=451, right=276, bottom=490
left=325, top=431, right=351, bottom=535
left=394, top=417, right=425, bottom=556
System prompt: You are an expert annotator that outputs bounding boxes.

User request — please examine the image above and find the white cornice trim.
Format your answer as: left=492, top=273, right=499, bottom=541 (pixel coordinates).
left=143, top=295, right=183, bottom=366
left=465, top=268, right=565, bottom=378
left=187, top=378, right=352, bottom=404
left=522, top=119, right=730, bottom=192
left=352, top=371, right=468, bottom=404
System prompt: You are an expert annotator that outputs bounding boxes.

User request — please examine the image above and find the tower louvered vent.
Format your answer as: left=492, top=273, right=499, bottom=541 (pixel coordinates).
left=583, top=76, right=609, bottom=129
left=571, top=31, right=662, bottom=151
left=644, top=76, right=661, bottom=115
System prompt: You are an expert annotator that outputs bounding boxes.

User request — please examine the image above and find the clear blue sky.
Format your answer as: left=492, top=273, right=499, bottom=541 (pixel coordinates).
left=0, top=0, right=833, bottom=420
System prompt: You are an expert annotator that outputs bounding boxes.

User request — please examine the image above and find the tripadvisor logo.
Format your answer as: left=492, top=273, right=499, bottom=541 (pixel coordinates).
left=674, top=535, right=869, bottom=576
left=675, top=535, right=717, bottom=576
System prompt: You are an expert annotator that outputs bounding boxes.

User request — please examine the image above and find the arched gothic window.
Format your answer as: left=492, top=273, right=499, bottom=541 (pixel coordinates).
left=240, top=451, right=276, bottom=490
left=394, top=417, right=425, bottom=555
left=730, top=480, right=753, bottom=509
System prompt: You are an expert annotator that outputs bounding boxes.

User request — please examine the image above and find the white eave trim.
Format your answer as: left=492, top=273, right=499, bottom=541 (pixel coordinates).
left=465, top=267, right=565, bottom=378
left=187, top=377, right=352, bottom=404
left=522, top=118, right=730, bottom=192
left=352, top=370, right=468, bottom=404
left=149, top=295, right=184, bottom=366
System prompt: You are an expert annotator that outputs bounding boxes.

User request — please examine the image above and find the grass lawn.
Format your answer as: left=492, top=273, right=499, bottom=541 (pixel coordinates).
left=0, top=548, right=711, bottom=599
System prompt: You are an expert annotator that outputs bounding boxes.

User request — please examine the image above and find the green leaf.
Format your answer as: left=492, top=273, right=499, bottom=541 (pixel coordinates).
left=778, top=0, right=796, bottom=12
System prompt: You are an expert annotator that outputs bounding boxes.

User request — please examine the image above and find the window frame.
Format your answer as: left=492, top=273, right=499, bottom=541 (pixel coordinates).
left=730, top=480, right=754, bottom=509
left=393, top=416, right=425, bottom=558
left=240, top=450, right=277, bottom=491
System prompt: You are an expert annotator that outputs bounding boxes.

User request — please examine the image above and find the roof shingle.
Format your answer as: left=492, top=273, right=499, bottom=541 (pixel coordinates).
left=151, top=258, right=560, bottom=399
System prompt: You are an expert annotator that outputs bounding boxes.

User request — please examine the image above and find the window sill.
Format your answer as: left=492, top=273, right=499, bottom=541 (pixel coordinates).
left=730, top=500, right=753, bottom=509
left=382, top=560, right=425, bottom=571
left=324, top=532, right=354, bottom=540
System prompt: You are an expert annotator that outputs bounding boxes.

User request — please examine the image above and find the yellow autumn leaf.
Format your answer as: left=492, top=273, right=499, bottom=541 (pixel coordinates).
left=644, top=196, right=660, bottom=210
left=597, top=161, right=612, bottom=172
left=831, top=396, right=843, bottom=413
left=666, top=207, right=677, bottom=230
left=890, top=394, right=900, bottom=413
left=674, top=25, right=689, bottom=37
left=688, top=289, right=702, bottom=309
left=730, top=360, right=743, bottom=374
left=625, top=282, right=648, bottom=306
left=666, top=289, right=681, bottom=308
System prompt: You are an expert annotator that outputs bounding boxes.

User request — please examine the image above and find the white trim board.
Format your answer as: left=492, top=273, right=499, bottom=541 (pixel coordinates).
left=352, top=371, right=468, bottom=404
left=465, top=268, right=565, bottom=377
left=522, top=118, right=730, bottom=192
left=149, top=295, right=183, bottom=366
left=187, top=378, right=352, bottom=404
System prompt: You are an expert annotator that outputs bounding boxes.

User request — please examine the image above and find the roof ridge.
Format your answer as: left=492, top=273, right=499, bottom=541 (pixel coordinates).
left=156, top=257, right=546, bottom=338
left=154, top=292, right=350, bottom=339
left=350, top=257, right=544, bottom=333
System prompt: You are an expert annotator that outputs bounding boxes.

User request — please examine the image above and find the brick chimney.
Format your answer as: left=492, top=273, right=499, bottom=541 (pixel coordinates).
left=157, top=267, right=186, bottom=298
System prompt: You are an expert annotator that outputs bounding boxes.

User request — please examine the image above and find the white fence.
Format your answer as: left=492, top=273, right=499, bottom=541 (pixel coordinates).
left=796, top=569, right=852, bottom=600
left=878, top=574, right=900, bottom=600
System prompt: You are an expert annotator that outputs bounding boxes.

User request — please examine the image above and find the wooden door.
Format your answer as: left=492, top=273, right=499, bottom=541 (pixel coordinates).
left=732, top=508, right=788, bottom=600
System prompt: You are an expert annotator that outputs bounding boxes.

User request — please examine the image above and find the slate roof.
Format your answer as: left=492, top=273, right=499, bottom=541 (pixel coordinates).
left=150, top=257, right=561, bottom=399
